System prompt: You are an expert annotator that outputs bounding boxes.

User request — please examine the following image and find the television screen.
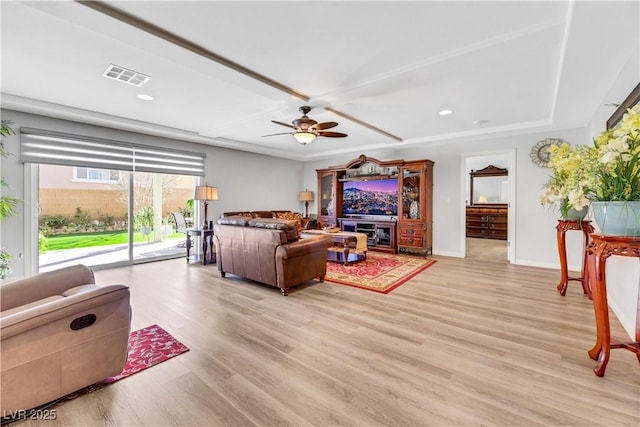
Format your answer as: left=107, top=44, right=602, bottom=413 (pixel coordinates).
left=342, top=178, right=398, bottom=216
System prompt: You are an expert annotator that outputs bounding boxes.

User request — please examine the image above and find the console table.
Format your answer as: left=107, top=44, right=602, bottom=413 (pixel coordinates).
left=586, top=234, right=640, bottom=377
left=556, top=219, right=594, bottom=298
left=186, top=228, right=215, bottom=265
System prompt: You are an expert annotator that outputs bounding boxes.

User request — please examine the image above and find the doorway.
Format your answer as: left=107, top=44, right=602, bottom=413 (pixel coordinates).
left=462, top=151, right=515, bottom=262
left=465, top=238, right=508, bottom=261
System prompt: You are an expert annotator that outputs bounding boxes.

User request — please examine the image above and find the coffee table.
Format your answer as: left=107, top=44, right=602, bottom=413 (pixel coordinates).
left=302, top=230, right=367, bottom=265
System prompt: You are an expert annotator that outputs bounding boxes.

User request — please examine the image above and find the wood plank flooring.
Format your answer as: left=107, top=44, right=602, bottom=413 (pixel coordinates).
left=19, top=256, right=640, bottom=426
left=465, top=238, right=507, bottom=261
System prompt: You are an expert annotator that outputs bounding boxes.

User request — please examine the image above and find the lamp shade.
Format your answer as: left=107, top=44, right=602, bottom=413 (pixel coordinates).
left=194, top=185, right=218, bottom=201
left=293, top=132, right=316, bottom=145
left=477, top=195, right=488, bottom=203
left=299, top=190, right=314, bottom=202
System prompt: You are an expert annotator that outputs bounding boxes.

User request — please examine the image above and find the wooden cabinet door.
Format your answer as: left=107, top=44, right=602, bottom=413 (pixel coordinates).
left=398, top=160, right=433, bottom=255
left=317, top=170, right=336, bottom=227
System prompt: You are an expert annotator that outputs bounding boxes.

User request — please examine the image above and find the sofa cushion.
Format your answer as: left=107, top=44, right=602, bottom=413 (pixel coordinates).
left=218, top=216, right=250, bottom=226
left=249, top=218, right=299, bottom=242
left=274, top=211, right=303, bottom=233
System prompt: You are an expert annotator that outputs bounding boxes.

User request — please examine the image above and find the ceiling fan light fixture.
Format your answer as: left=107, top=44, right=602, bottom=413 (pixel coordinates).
left=293, top=131, right=316, bottom=145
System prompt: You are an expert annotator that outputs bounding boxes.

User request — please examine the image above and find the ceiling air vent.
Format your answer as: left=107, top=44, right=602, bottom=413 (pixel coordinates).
left=103, top=64, right=150, bottom=87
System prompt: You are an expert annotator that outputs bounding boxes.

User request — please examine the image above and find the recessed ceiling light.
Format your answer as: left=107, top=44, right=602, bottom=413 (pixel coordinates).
left=137, top=94, right=154, bottom=101
left=439, top=109, right=453, bottom=116
left=472, top=119, right=490, bottom=125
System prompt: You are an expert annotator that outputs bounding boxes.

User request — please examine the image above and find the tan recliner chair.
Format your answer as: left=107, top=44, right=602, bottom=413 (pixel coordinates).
left=1, top=265, right=131, bottom=413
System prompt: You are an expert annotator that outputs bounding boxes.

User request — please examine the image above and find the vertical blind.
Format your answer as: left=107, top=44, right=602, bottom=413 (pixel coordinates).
left=20, top=127, right=205, bottom=176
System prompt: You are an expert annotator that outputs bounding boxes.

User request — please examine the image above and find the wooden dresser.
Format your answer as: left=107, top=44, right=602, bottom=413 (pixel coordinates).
left=465, top=206, right=508, bottom=240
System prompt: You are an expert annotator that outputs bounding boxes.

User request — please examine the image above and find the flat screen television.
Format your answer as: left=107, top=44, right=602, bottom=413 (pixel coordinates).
left=342, top=178, right=398, bottom=217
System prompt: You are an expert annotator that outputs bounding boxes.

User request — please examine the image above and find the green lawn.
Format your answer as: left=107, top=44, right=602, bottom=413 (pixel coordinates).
left=43, top=231, right=182, bottom=251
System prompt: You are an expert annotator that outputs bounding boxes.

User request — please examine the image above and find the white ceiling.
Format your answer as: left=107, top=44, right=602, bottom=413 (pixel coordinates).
left=1, top=1, right=638, bottom=161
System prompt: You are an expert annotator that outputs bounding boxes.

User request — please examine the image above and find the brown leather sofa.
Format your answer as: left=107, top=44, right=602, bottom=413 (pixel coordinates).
left=221, top=210, right=317, bottom=230
left=1, top=265, right=131, bottom=413
left=213, top=217, right=332, bottom=295
left=221, top=210, right=293, bottom=219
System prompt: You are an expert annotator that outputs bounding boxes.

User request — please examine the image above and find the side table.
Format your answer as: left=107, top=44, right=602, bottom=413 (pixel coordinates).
left=185, top=228, right=215, bottom=265
left=556, top=219, right=594, bottom=298
left=586, top=234, right=640, bottom=377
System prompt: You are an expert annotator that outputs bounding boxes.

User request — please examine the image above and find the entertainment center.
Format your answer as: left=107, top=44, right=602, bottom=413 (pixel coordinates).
left=316, top=154, right=434, bottom=255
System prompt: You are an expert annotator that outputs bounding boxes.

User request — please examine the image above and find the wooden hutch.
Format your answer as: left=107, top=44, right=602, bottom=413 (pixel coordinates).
left=316, top=154, right=434, bottom=255
left=465, top=165, right=508, bottom=240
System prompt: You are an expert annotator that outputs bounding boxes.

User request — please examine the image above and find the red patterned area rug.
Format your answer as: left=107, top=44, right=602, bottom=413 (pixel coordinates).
left=105, top=323, right=189, bottom=383
left=324, top=251, right=437, bottom=294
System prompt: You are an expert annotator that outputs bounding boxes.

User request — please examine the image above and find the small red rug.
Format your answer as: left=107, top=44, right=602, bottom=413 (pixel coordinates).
left=105, top=324, right=189, bottom=383
left=1, top=325, right=188, bottom=425
left=324, top=251, right=437, bottom=294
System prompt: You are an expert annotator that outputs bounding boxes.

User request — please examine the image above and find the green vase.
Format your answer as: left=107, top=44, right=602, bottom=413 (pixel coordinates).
left=591, top=201, right=640, bottom=236
left=562, top=206, right=589, bottom=221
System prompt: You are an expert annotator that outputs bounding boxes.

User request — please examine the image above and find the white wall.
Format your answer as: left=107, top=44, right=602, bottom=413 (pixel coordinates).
left=586, top=45, right=640, bottom=339
left=204, top=146, right=305, bottom=222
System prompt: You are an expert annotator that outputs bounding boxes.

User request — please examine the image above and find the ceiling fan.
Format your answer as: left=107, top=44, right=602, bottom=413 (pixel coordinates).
left=263, top=106, right=348, bottom=145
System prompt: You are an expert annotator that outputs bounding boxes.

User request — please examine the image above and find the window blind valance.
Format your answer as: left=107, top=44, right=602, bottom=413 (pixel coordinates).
left=20, top=127, right=205, bottom=176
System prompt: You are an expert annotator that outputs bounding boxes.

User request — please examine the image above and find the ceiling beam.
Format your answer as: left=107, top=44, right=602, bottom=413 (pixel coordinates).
left=76, top=1, right=403, bottom=143
left=76, top=0, right=310, bottom=102
left=325, top=107, right=403, bottom=142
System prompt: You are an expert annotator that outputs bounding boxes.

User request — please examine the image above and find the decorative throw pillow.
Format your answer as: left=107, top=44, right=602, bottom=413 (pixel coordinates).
left=275, top=211, right=302, bottom=233
left=248, top=218, right=299, bottom=242
left=217, top=216, right=250, bottom=226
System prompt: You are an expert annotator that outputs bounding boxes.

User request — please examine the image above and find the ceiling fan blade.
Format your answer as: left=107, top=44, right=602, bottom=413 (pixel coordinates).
left=271, top=120, right=296, bottom=129
left=311, top=121, right=338, bottom=131
left=262, top=132, right=293, bottom=137
left=317, top=131, right=348, bottom=138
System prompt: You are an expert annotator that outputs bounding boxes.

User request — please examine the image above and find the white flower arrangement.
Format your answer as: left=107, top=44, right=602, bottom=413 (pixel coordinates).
left=541, top=104, right=640, bottom=215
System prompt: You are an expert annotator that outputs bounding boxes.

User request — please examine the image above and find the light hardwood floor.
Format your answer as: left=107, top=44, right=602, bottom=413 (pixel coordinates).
left=465, top=238, right=508, bottom=261
left=20, top=256, right=640, bottom=426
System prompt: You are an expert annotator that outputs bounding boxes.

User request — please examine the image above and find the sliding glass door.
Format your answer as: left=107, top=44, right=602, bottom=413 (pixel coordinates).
left=20, top=127, right=205, bottom=272
left=131, top=171, right=196, bottom=263
left=38, top=165, right=130, bottom=271
left=38, top=165, right=197, bottom=271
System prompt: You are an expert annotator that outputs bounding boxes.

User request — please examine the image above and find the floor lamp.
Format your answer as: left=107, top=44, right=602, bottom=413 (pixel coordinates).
left=194, top=185, right=218, bottom=228
left=299, top=190, right=314, bottom=218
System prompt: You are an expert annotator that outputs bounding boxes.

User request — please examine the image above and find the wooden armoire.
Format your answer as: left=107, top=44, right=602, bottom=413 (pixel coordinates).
left=316, top=154, right=434, bottom=255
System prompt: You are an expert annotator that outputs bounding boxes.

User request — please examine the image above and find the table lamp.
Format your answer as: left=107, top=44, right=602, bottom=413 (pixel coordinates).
left=194, top=185, right=218, bottom=228
left=299, top=190, right=314, bottom=218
